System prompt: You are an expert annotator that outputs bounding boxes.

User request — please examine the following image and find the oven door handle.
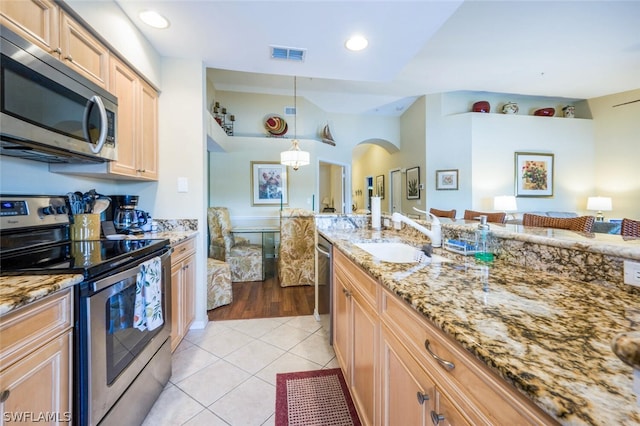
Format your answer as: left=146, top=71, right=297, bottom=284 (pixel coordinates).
left=91, top=249, right=172, bottom=293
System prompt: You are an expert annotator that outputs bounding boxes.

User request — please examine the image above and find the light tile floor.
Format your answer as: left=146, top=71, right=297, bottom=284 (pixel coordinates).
left=143, top=315, right=336, bottom=426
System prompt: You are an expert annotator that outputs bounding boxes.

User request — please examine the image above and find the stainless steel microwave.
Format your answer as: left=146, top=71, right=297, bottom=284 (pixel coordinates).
left=0, top=25, right=117, bottom=163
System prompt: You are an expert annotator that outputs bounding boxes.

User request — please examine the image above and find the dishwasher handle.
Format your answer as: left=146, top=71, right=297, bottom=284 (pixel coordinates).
left=316, top=244, right=331, bottom=258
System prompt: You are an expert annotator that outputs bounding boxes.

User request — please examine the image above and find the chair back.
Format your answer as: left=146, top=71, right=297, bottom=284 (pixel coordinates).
left=522, top=213, right=595, bottom=232
left=621, top=218, right=640, bottom=237
left=429, top=208, right=456, bottom=219
left=207, top=207, right=235, bottom=260
left=463, top=210, right=506, bottom=224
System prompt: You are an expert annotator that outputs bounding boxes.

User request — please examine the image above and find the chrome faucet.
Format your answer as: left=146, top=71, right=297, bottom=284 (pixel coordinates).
left=391, top=208, right=442, bottom=247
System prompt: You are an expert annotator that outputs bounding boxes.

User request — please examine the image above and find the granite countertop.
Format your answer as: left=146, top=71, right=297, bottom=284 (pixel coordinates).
left=0, top=231, right=198, bottom=317
left=320, top=228, right=640, bottom=425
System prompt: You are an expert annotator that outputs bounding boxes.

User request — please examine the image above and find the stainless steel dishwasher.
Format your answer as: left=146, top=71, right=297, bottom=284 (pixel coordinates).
left=316, top=233, right=333, bottom=344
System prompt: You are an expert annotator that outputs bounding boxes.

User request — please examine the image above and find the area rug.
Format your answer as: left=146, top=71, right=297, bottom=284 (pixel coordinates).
left=275, top=368, right=362, bottom=426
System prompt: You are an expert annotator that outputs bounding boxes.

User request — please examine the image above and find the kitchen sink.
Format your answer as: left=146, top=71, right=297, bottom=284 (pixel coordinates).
left=354, top=242, right=451, bottom=264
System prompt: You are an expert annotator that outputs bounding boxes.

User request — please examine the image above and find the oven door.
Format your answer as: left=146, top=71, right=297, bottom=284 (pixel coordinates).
left=79, top=249, right=171, bottom=426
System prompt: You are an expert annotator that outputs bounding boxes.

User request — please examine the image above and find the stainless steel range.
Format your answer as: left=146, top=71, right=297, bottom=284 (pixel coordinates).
left=0, top=195, right=173, bottom=425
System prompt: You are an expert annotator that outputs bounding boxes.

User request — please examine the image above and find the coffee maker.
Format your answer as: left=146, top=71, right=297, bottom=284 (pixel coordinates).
left=108, top=195, right=148, bottom=234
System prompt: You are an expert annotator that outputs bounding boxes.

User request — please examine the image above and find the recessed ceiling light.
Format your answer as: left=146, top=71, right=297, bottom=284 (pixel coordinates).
left=345, top=35, right=368, bottom=51
left=139, top=10, right=170, bottom=29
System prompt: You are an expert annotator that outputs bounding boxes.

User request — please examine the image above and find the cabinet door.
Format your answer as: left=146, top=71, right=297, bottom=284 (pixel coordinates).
left=434, top=391, right=471, bottom=426
left=170, top=261, right=183, bottom=352
left=59, top=11, right=109, bottom=88
left=381, top=326, right=435, bottom=426
left=0, top=0, right=60, bottom=57
left=138, top=79, right=159, bottom=180
left=182, top=254, right=196, bottom=332
left=332, top=269, right=350, bottom=373
left=0, top=331, right=71, bottom=423
left=108, top=56, right=138, bottom=177
left=350, top=292, right=378, bottom=426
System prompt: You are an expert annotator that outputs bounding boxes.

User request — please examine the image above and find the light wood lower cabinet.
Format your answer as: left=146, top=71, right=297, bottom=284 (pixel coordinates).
left=170, top=237, right=196, bottom=352
left=333, top=249, right=557, bottom=426
left=0, top=288, right=73, bottom=424
left=333, top=249, right=378, bottom=426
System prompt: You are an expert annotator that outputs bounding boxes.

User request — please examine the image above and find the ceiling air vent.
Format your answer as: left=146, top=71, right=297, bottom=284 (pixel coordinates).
left=270, top=45, right=306, bottom=62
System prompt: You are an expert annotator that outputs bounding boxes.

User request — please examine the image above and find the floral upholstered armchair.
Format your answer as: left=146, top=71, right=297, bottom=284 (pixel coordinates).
left=207, top=207, right=262, bottom=282
left=278, top=208, right=315, bottom=287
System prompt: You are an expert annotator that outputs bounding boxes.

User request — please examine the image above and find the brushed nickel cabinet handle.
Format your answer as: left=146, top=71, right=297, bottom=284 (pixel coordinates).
left=424, top=339, right=455, bottom=371
left=430, top=410, right=445, bottom=425
left=416, top=391, right=429, bottom=405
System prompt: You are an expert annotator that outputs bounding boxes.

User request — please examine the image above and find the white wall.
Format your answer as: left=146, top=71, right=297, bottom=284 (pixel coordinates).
left=589, top=89, right=640, bottom=219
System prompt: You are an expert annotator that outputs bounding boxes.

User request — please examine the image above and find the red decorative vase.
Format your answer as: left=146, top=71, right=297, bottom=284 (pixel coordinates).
left=534, top=107, right=555, bottom=117
left=472, top=101, right=490, bottom=113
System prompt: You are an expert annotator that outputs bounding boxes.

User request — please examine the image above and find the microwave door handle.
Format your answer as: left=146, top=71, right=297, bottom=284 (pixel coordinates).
left=83, top=95, right=108, bottom=154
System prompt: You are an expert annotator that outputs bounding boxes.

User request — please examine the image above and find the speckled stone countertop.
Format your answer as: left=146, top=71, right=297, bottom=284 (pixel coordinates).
left=320, top=227, right=640, bottom=425
left=0, top=230, right=198, bottom=317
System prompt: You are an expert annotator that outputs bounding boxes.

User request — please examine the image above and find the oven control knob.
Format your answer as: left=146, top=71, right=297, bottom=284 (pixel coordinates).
left=56, top=205, right=68, bottom=215
left=41, top=205, right=56, bottom=215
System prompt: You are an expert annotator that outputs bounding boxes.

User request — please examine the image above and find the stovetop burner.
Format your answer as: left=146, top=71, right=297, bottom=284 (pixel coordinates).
left=0, top=238, right=170, bottom=279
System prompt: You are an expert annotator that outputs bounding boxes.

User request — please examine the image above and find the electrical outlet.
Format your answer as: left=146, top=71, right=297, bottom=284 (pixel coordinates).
left=623, top=261, right=640, bottom=287
left=383, top=218, right=390, bottom=227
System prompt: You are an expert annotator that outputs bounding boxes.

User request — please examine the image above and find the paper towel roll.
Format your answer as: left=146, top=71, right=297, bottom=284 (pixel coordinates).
left=371, top=196, right=381, bottom=229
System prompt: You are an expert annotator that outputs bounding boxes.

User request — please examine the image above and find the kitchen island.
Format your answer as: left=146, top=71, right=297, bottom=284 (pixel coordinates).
left=320, top=226, right=640, bottom=425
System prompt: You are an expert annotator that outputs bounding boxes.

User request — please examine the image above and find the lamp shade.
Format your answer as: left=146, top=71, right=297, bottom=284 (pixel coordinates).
left=493, top=195, right=518, bottom=211
left=280, top=139, right=309, bottom=170
left=586, top=196, right=612, bottom=211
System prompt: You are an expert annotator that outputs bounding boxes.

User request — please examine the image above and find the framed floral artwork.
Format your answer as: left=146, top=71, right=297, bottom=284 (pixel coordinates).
left=251, top=162, right=288, bottom=206
left=376, top=175, right=385, bottom=198
left=435, top=169, right=458, bottom=190
left=406, top=166, right=420, bottom=199
left=515, top=152, right=554, bottom=197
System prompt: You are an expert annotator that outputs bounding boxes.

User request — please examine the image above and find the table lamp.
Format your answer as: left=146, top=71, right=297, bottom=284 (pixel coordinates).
left=586, top=196, right=612, bottom=222
left=494, top=195, right=518, bottom=220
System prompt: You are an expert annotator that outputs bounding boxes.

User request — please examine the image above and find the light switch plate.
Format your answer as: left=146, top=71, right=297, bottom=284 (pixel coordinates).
left=623, top=260, right=640, bottom=287
left=177, top=177, right=189, bottom=193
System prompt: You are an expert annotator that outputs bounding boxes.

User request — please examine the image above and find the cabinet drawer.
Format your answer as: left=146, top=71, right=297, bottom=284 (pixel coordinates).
left=381, top=289, right=555, bottom=425
left=0, top=288, right=72, bottom=369
left=334, top=249, right=378, bottom=309
left=172, top=237, right=196, bottom=264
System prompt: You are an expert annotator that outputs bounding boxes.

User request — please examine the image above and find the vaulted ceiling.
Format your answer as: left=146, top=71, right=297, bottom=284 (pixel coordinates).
left=115, top=1, right=640, bottom=115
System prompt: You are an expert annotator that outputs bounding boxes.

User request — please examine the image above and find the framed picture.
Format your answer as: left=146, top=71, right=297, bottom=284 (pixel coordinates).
left=375, top=175, right=385, bottom=198
left=514, top=152, right=554, bottom=197
left=435, top=169, right=458, bottom=190
left=251, top=162, right=288, bottom=206
left=406, top=166, right=420, bottom=199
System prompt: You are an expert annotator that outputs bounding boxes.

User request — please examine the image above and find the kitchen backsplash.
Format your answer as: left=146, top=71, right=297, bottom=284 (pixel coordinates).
left=154, top=219, right=198, bottom=232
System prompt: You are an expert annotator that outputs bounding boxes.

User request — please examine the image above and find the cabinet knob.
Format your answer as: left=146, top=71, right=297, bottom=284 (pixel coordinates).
left=342, top=288, right=351, bottom=297
left=424, top=339, right=455, bottom=371
left=430, top=410, right=445, bottom=425
left=65, top=55, right=73, bottom=62
left=416, top=391, right=429, bottom=405
left=0, top=389, right=10, bottom=403
left=52, top=47, right=62, bottom=54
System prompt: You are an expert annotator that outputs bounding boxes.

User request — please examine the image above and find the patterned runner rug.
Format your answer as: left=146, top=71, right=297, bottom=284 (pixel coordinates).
left=275, top=368, right=362, bottom=426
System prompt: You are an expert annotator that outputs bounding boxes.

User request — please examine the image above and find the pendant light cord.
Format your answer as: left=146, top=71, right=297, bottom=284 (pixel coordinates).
left=293, top=76, right=297, bottom=139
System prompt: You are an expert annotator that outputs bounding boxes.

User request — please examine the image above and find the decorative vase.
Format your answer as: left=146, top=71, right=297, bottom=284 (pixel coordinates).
left=472, top=101, right=490, bottom=113
left=502, top=102, right=519, bottom=114
left=562, top=105, right=575, bottom=118
left=534, top=107, right=555, bottom=117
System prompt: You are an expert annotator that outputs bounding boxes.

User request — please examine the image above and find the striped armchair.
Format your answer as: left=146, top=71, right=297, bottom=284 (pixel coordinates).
left=621, top=218, right=640, bottom=237
left=522, top=213, right=595, bottom=233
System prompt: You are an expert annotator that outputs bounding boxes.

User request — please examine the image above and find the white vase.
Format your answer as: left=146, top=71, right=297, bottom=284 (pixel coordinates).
left=502, top=102, right=519, bottom=114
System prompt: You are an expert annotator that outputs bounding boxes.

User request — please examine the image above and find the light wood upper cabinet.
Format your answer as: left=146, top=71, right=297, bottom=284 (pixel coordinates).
left=1, top=1, right=109, bottom=88
left=0, top=0, right=59, bottom=56
left=108, top=56, right=159, bottom=181
left=0, top=289, right=73, bottom=423
left=59, top=11, right=109, bottom=88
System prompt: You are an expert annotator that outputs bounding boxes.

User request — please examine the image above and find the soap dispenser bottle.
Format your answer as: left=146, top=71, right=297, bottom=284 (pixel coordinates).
left=474, top=215, right=494, bottom=263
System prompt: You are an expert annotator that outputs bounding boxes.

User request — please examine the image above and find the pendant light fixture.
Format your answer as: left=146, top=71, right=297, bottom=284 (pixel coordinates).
left=280, top=76, right=309, bottom=171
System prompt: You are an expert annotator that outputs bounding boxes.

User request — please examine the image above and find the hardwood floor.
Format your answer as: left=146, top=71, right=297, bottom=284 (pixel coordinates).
left=207, top=259, right=315, bottom=321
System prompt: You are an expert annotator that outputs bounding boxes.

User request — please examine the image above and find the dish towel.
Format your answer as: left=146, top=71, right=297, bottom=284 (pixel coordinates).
left=133, top=256, right=164, bottom=331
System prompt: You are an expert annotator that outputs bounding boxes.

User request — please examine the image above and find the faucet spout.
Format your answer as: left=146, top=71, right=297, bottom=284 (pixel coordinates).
left=391, top=209, right=442, bottom=247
